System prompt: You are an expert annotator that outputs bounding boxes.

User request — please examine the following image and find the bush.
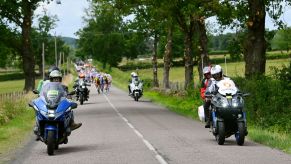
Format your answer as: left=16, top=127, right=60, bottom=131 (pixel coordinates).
left=234, top=76, right=291, bottom=133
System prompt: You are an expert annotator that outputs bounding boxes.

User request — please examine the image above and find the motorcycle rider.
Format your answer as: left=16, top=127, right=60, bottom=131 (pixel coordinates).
left=128, top=72, right=138, bottom=95
left=34, top=70, right=82, bottom=140
left=73, top=73, right=90, bottom=100
left=204, top=65, right=230, bottom=128
left=36, top=65, right=60, bottom=92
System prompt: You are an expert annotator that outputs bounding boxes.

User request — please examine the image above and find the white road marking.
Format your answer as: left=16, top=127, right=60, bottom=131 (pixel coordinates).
left=104, top=94, right=168, bottom=164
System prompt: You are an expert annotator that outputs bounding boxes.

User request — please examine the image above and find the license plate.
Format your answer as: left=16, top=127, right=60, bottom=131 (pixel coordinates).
left=226, top=95, right=232, bottom=99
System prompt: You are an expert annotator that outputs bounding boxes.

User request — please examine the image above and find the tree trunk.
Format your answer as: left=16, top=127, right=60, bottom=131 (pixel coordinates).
left=22, top=1, right=35, bottom=92
left=196, top=17, right=210, bottom=81
left=244, top=0, right=266, bottom=78
left=184, top=32, right=194, bottom=90
left=163, top=25, right=173, bottom=89
left=152, top=33, right=159, bottom=87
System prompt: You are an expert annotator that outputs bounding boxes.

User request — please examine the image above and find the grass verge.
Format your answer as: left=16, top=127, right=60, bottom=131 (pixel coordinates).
left=0, top=106, right=34, bottom=163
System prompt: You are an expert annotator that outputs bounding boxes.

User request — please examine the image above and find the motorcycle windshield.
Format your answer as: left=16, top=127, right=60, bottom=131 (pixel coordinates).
left=217, top=79, right=238, bottom=95
left=40, top=82, right=66, bottom=109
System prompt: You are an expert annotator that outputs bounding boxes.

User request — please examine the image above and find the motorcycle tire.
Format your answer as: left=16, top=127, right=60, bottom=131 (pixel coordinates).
left=47, top=131, right=56, bottom=155
left=235, top=122, right=245, bottom=146
left=216, top=121, right=225, bottom=145
left=80, top=95, right=84, bottom=105
left=134, top=96, right=139, bottom=101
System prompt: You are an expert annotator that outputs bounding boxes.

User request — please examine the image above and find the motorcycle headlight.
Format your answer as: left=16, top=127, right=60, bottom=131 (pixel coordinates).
left=222, top=101, right=228, bottom=108
left=219, top=98, right=229, bottom=108
left=48, top=110, right=55, bottom=118
left=232, top=97, right=242, bottom=107
left=81, top=86, right=85, bottom=88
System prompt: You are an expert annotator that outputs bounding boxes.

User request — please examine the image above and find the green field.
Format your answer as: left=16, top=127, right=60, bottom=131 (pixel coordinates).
left=126, top=59, right=290, bottom=84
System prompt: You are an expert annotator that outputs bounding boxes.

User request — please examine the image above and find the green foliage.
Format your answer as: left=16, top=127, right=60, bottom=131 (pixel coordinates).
left=144, top=90, right=202, bottom=120
left=271, top=27, right=291, bottom=52
left=0, top=72, right=25, bottom=82
left=270, top=61, right=291, bottom=89
left=0, top=95, right=31, bottom=126
left=234, top=76, right=291, bottom=133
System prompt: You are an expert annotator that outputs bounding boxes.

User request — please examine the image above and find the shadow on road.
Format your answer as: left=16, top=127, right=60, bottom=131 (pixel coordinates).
left=54, top=144, right=98, bottom=155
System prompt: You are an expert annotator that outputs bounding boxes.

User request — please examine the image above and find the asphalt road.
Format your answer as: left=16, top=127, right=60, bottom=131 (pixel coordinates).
left=9, top=85, right=291, bottom=164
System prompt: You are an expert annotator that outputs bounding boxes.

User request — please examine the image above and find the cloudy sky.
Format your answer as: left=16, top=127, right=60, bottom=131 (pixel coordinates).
left=34, top=0, right=89, bottom=38
left=34, top=0, right=291, bottom=38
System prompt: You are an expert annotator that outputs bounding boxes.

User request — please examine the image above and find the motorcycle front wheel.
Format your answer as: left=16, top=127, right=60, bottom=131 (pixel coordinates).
left=80, top=94, right=84, bottom=105
left=216, top=121, right=225, bottom=145
left=47, top=131, right=56, bottom=155
left=235, top=122, right=245, bottom=146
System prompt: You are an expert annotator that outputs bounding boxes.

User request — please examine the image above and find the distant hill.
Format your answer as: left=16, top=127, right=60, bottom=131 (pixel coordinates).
left=61, top=37, right=77, bottom=49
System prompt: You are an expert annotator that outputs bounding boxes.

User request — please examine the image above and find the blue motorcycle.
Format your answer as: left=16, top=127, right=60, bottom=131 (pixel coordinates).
left=29, top=84, right=77, bottom=155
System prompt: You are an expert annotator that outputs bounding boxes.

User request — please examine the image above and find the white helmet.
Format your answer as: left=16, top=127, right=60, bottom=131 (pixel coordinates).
left=203, top=66, right=211, bottom=74
left=211, top=65, right=222, bottom=75
left=49, top=70, right=62, bottom=82
left=211, top=65, right=223, bottom=80
left=131, top=72, right=137, bottom=77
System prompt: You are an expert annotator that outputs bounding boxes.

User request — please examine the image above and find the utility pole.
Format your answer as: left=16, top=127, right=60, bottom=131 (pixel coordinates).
left=42, top=42, right=45, bottom=79
left=55, top=32, right=57, bottom=67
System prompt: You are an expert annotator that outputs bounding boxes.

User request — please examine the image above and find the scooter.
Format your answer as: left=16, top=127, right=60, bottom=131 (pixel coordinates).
left=29, top=88, right=77, bottom=155
left=205, top=79, right=249, bottom=145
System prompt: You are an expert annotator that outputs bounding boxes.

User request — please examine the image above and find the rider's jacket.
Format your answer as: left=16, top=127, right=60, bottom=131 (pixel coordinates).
left=205, top=77, right=230, bottom=95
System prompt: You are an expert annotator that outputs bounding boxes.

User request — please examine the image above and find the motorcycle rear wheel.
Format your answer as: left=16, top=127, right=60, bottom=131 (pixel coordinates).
left=235, top=122, right=245, bottom=146
left=47, top=131, right=56, bottom=155
left=216, top=121, right=225, bottom=145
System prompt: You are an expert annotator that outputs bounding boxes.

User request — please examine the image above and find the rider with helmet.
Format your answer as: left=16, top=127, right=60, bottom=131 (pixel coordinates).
left=204, top=65, right=230, bottom=128
left=73, top=73, right=90, bottom=100
left=37, top=65, right=60, bottom=92
left=200, top=66, right=212, bottom=100
left=128, top=72, right=138, bottom=95
left=34, top=70, right=82, bottom=140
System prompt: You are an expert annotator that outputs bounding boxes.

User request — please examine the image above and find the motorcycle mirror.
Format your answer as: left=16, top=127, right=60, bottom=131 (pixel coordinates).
left=32, top=89, right=39, bottom=94
left=28, top=102, right=33, bottom=107
left=71, top=102, right=78, bottom=109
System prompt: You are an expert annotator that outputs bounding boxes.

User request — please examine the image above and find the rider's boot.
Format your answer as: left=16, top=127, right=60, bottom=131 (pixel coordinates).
left=70, top=119, right=82, bottom=131
left=34, top=125, right=40, bottom=141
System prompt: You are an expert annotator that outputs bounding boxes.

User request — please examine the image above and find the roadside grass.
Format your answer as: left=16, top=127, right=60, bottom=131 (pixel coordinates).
left=248, top=126, right=291, bottom=154
left=0, top=94, right=35, bottom=162
left=0, top=80, right=25, bottom=94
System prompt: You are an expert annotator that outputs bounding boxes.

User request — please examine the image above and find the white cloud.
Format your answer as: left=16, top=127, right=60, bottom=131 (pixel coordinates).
left=34, top=0, right=89, bottom=38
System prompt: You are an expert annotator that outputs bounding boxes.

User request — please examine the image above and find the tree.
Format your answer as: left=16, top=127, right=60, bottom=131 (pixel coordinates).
left=0, top=0, right=55, bottom=92
left=271, top=27, right=291, bottom=52
left=218, top=0, right=291, bottom=78
left=32, top=11, right=58, bottom=76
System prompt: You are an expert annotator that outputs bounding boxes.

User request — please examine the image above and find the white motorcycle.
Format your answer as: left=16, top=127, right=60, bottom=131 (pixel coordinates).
left=129, top=80, right=143, bottom=101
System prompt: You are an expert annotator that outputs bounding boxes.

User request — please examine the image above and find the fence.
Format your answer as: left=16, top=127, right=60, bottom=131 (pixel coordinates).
left=0, top=91, right=27, bottom=101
